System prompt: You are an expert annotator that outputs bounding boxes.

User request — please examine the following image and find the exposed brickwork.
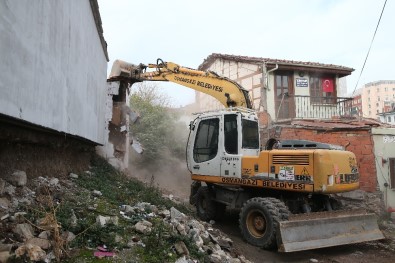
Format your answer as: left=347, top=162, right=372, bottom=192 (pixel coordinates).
left=272, top=127, right=376, bottom=192
left=257, top=112, right=270, bottom=126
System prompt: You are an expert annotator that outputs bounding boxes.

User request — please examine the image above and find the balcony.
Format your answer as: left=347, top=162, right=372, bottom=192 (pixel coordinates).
left=276, top=95, right=353, bottom=120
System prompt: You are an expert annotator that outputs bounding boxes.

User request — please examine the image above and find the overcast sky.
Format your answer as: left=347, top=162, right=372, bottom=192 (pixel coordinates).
left=98, top=0, right=394, bottom=107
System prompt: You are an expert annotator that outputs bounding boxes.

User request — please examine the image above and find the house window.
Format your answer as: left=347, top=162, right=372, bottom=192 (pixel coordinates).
left=309, top=76, right=336, bottom=104
left=390, top=158, right=395, bottom=189
left=388, top=116, right=392, bottom=122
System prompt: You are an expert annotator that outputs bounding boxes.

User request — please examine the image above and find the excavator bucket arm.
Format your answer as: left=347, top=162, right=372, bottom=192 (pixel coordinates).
left=108, top=59, right=253, bottom=109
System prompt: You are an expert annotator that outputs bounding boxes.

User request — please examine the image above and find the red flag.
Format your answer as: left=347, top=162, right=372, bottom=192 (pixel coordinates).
left=322, top=78, right=334, bottom=92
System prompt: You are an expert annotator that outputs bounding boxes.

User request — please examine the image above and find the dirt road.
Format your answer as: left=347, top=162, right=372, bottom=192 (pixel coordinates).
left=216, top=211, right=395, bottom=263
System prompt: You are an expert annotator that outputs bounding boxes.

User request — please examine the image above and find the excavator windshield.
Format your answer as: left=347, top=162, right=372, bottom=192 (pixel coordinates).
left=242, top=119, right=259, bottom=149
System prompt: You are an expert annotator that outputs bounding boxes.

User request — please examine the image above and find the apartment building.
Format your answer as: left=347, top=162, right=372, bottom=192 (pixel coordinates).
left=358, top=80, right=395, bottom=119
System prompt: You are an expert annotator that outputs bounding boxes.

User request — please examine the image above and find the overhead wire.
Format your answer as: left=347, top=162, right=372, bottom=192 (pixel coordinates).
left=352, top=0, right=387, bottom=95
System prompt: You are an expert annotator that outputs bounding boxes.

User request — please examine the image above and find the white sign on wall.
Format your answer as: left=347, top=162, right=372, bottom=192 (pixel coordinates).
left=296, top=78, right=308, bottom=87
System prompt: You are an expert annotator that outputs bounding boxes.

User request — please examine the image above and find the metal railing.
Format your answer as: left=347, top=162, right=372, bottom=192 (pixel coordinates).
left=279, top=95, right=353, bottom=120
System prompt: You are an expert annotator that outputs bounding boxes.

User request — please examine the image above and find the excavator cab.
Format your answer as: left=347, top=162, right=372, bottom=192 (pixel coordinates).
left=187, top=108, right=260, bottom=179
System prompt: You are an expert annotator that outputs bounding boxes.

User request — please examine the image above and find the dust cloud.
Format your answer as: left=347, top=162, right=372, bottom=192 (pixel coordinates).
left=128, top=150, right=192, bottom=201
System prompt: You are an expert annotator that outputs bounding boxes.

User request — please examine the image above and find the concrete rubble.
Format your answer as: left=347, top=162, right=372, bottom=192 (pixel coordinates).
left=0, top=169, right=254, bottom=262
left=122, top=202, right=252, bottom=263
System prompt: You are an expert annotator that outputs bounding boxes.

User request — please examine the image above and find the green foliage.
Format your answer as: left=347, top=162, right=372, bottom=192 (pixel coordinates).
left=129, top=83, right=189, bottom=164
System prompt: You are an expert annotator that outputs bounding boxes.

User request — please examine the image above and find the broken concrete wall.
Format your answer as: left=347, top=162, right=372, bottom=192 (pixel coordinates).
left=96, top=81, right=130, bottom=170
left=272, top=126, right=377, bottom=192
left=0, top=0, right=108, bottom=144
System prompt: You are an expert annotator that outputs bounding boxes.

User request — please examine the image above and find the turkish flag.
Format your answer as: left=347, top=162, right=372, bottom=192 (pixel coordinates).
left=322, top=78, right=334, bottom=92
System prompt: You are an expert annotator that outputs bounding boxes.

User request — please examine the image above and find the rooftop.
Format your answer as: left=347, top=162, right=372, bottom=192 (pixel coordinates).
left=90, top=0, right=109, bottom=61
left=364, top=80, right=395, bottom=87
left=199, top=53, right=354, bottom=77
left=290, top=118, right=385, bottom=130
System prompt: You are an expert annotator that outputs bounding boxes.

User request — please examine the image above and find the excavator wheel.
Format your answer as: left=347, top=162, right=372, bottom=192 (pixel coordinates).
left=239, top=197, right=284, bottom=249
left=268, top=197, right=290, bottom=220
left=195, top=186, right=222, bottom=221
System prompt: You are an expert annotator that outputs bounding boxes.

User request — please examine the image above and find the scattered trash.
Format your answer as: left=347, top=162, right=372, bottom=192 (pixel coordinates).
left=94, top=245, right=115, bottom=259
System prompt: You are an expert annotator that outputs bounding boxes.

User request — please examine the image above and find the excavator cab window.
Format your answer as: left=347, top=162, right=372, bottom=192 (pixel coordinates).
left=224, top=114, right=238, bottom=154
left=242, top=119, right=259, bottom=149
left=193, top=118, right=219, bottom=163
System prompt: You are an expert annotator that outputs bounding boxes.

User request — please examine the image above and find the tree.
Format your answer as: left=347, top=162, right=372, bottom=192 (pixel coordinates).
left=129, top=83, right=189, bottom=166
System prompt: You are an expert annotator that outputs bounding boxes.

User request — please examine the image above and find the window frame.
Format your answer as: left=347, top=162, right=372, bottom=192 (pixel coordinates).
left=242, top=119, right=259, bottom=149
left=309, top=75, right=337, bottom=104
left=224, top=114, right=238, bottom=154
left=193, top=118, right=219, bottom=163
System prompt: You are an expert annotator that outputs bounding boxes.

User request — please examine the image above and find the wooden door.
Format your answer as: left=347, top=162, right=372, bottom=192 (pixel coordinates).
left=275, top=72, right=295, bottom=120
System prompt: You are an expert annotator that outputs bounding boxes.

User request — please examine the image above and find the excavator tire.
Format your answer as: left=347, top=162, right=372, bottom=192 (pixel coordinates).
left=239, top=197, right=283, bottom=249
left=269, top=197, right=290, bottom=220
left=195, top=186, right=221, bottom=221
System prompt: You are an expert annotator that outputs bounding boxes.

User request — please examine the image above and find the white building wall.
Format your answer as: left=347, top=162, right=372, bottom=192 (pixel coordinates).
left=372, top=128, right=395, bottom=214
left=0, top=0, right=107, bottom=144
left=337, top=77, right=348, bottom=97
left=379, top=113, right=395, bottom=125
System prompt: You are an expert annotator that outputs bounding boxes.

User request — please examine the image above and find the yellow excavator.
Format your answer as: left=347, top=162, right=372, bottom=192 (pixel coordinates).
left=108, top=59, right=384, bottom=252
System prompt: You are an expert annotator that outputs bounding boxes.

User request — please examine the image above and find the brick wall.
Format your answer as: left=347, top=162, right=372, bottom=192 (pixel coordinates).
left=274, top=127, right=376, bottom=192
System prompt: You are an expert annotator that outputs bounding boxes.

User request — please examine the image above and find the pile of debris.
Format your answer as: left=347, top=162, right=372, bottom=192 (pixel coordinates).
left=0, top=171, right=77, bottom=262
left=116, top=202, right=251, bottom=263
left=0, top=169, right=251, bottom=262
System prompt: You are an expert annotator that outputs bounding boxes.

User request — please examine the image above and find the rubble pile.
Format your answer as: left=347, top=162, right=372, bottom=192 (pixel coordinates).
left=0, top=169, right=251, bottom=262
left=335, top=190, right=386, bottom=216
left=0, top=172, right=78, bottom=262
left=117, top=202, right=251, bottom=263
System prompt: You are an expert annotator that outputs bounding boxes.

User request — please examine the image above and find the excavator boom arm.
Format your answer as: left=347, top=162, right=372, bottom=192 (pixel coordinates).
left=109, top=59, right=252, bottom=109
